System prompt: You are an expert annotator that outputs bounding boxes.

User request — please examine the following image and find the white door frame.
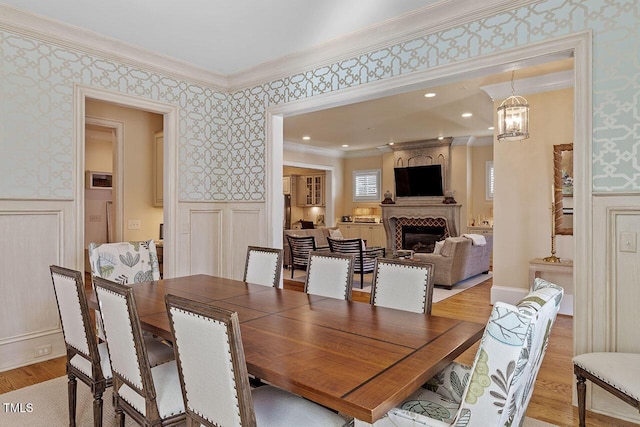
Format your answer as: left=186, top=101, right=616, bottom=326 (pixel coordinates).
left=74, top=85, right=179, bottom=278
left=267, top=32, right=592, bottom=350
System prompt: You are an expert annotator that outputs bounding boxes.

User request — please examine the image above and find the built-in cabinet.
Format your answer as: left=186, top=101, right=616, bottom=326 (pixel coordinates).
left=298, top=175, right=324, bottom=206
left=467, top=225, right=493, bottom=235
left=338, top=222, right=386, bottom=248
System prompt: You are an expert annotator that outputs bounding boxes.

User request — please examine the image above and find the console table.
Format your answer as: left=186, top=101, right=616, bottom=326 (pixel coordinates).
left=528, top=258, right=573, bottom=289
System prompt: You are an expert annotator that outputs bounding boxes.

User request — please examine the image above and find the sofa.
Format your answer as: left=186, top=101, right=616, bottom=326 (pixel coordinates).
left=413, top=235, right=493, bottom=289
left=283, top=227, right=340, bottom=268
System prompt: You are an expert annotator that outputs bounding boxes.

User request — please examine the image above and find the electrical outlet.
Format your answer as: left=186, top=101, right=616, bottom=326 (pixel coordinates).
left=34, top=344, right=52, bottom=358
left=128, top=219, right=141, bottom=230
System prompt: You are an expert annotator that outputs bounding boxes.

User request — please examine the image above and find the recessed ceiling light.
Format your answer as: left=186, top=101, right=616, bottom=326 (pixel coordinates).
left=342, top=144, right=349, bottom=148
left=302, top=136, right=311, bottom=140
left=438, top=136, right=444, bottom=140
left=461, top=113, right=473, bottom=118
left=488, top=126, right=495, bottom=130
left=424, top=92, right=436, bottom=98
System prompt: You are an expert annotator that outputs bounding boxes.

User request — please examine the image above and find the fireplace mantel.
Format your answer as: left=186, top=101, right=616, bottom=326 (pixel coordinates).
left=381, top=202, right=462, bottom=252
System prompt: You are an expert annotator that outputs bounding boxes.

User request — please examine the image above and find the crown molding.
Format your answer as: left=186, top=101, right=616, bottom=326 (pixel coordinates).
left=283, top=140, right=344, bottom=159
left=227, top=0, right=541, bottom=91
left=0, top=4, right=229, bottom=91
left=480, top=70, right=574, bottom=100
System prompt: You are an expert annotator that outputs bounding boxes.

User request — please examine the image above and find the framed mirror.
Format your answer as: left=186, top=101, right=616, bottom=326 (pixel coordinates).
left=553, top=143, right=573, bottom=235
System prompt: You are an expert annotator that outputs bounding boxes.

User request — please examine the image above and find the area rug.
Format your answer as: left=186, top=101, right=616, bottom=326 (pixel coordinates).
left=289, top=268, right=492, bottom=303
left=0, top=375, right=557, bottom=426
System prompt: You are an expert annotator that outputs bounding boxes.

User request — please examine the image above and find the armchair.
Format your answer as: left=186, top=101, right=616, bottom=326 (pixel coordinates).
left=361, top=278, right=563, bottom=426
left=327, top=237, right=385, bottom=288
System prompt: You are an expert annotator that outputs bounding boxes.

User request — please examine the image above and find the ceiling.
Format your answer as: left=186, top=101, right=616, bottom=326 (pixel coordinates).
left=2, top=0, right=442, bottom=75
left=4, top=1, right=574, bottom=153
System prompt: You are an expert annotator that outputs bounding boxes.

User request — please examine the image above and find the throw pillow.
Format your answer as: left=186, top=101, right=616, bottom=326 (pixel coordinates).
left=433, top=240, right=445, bottom=254
left=329, top=228, right=343, bottom=239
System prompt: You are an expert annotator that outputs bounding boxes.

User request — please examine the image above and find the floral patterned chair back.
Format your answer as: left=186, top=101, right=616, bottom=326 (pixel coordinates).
left=452, top=279, right=563, bottom=425
left=88, top=240, right=160, bottom=285
left=378, top=278, right=563, bottom=427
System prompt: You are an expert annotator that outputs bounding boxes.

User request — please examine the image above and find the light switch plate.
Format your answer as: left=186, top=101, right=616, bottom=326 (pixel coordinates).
left=620, top=232, right=637, bottom=253
left=128, top=219, right=141, bottom=230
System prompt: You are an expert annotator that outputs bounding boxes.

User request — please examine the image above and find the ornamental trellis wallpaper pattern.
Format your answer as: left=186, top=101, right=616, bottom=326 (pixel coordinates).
left=0, top=0, right=638, bottom=201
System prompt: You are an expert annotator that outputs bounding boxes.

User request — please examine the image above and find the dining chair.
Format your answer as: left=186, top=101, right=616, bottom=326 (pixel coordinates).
left=93, top=277, right=185, bottom=427
left=88, top=240, right=161, bottom=285
left=286, top=235, right=317, bottom=278
left=370, top=259, right=434, bottom=314
left=165, top=294, right=352, bottom=427
left=243, top=246, right=284, bottom=287
left=573, top=352, right=640, bottom=427
left=88, top=240, right=161, bottom=340
left=304, top=251, right=355, bottom=300
left=327, top=237, right=385, bottom=288
left=49, top=265, right=112, bottom=427
left=368, top=278, right=564, bottom=426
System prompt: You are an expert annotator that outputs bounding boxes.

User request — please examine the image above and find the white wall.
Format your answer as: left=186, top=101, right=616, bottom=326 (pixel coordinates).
left=493, top=88, right=574, bottom=299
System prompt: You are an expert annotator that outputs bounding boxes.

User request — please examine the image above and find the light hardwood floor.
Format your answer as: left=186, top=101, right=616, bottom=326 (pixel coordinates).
left=1, top=276, right=637, bottom=426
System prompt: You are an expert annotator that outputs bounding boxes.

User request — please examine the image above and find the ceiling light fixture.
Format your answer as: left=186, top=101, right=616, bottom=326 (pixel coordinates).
left=388, top=142, right=394, bottom=146
left=342, top=144, right=349, bottom=148
left=438, top=136, right=444, bottom=140
left=424, top=92, right=436, bottom=98
left=497, top=71, right=530, bottom=141
left=461, top=113, right=473, bottom=118
left=488, top=126, right=495, bottom=130
left=302, top=136, right=311, bottom=140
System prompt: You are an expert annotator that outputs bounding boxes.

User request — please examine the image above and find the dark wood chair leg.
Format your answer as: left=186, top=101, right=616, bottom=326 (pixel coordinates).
left=93, top=390, right=104, bottom=427
left=115, top=406, right=125, bottom=427
left=68, top=373, right=77, bottom=427
left=576, top=373, right=586, bottom=427
left=360, top=271, right=364, bottom=289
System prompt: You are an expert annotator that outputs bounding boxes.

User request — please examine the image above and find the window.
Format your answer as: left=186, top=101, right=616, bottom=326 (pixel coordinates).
left=353, top=169, right=381, bottom=202
left=486, top=161, right=494, bottom=200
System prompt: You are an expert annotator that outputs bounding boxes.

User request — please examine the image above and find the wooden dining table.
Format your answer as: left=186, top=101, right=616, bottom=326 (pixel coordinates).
left=87, top=274, right=484, bottom=424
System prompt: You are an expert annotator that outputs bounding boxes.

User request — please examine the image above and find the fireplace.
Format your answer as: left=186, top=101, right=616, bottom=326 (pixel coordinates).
left=380, top=202, right=461, bottom=252
left=402, top=225, right=446, bottom=253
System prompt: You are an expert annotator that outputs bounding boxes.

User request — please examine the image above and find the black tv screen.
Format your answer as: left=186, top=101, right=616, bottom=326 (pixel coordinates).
left=394, top=165, right=444, bottom=197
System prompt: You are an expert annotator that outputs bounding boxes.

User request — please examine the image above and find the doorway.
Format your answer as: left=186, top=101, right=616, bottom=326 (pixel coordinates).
left=74, top=85, right=179, bottom=278
left=268, top=33, right=590, bottom=324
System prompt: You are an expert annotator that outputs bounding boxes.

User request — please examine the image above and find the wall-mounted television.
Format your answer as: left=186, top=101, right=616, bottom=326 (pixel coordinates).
left=394, top=165, right=444, bottom=197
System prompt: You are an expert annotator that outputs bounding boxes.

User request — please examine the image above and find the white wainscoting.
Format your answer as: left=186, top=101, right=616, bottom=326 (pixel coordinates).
left=588, top=196, right=640, bottom=423
left=0, top=202, right=73, bottom=371
left=177, top=202, right=268, bottom=282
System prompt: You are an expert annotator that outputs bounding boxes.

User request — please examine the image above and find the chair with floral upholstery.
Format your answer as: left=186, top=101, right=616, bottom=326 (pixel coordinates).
left=88, top=240, right=161, bottom=285
left=360, top=278, right=563, bottom=427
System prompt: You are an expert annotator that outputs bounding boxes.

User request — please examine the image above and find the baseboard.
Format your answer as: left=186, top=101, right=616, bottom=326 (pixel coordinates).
left=491, top=286, right=573, bottom=316
left=0, top=331, right=66, bottom=372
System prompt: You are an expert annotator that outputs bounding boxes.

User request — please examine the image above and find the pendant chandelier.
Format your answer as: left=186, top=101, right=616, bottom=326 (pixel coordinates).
left=497, top=71, right=529, bottom=141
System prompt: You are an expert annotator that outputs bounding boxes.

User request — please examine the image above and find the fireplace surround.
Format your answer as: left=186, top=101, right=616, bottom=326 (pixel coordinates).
left=381, top=201, right=461, bottom=253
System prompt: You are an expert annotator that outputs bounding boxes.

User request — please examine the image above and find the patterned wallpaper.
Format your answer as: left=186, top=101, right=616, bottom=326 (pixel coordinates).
left=0, top=0, right=638, bottom=201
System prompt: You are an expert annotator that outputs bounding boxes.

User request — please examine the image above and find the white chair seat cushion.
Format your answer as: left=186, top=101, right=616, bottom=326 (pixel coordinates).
left=69, top=342, right=112, bottom=380
left=252, top=385, right=350, bottom=426
left=573, top=352, right=640, bottom=401
left=382, top=387, right=459, bottom=427
left=118, top=360, right=184, bottom=419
